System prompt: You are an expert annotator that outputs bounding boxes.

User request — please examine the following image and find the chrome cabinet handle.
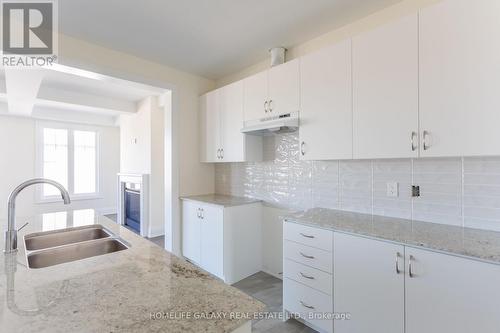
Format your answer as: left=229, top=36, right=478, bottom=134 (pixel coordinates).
left=411, top=131, right=417, bottom=151
left=408, top=255, right=414, bottom=278
left=264, top=101, right=269, bottom=113
left=300, top=142, right=305, bottom=156
left=221, top=148, right=224, bottom=159
left=216, top=149, right=220, bottom=159
left=197, top=208, right=201, bottom=218
left=200, top=208, right=204, bottom=220
left=423, top=131, right=430, bottom=151
left=300, top=272, right=315, bottom=280
left=395, top=252, right=401, bottom=274
left=300, top=301, right=315, bottom=310
left=299, top=233, right=314, bottom=239
left=300, top=252, right=315, bottom=259
left=269, top=100, right=273, bottom=112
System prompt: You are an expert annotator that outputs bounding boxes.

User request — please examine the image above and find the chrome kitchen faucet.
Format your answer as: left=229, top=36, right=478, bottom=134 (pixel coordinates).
left=4, top=179, right=71, bottom=254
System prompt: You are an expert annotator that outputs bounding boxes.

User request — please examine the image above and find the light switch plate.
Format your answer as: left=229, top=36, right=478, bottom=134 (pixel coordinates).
left=387, top=182, right=399, bottom=197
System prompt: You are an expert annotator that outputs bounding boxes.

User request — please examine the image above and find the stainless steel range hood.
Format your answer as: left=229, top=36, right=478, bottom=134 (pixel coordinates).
left=241, top=112, right=299, bottom=136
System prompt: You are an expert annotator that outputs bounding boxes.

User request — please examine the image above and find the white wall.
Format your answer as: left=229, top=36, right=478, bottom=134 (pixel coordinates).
left=120, top=97, right=152, bottom=174
left=0, top=115, right=120, bottom=220
left=58, top=33, right=215, bottom=254
left=119, top=96, right=165, bottom=237
left=58, top=34, right=216, bottom=198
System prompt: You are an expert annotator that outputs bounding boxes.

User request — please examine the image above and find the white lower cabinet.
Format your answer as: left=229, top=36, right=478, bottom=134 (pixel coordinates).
left=334, top=232, right=404, bottom=333
left=182, top=200, right=261, bottom=284
left=284, top=221, right=500, bottom=333
left=405, top=247, right=500, bottom=333
left=283, top=221, right=333, bottom=333
left=284, top=278, right=333, bottom=333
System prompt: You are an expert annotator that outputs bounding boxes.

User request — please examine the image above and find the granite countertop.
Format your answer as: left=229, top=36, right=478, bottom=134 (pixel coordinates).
left=180, top=194, right=261, bottom=208
left=0, top=209, right=264, bottom=333
left=284, top=208, right=500, bottom=265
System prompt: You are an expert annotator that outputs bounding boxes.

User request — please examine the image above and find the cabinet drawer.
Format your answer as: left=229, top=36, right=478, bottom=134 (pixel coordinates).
left=284, top=259, right=332, bottom=295
left=284, top=278, right=333, bottom=333
left=284, top=221, right=333, bottom=252
left=284, top=240, right=333, bottom=273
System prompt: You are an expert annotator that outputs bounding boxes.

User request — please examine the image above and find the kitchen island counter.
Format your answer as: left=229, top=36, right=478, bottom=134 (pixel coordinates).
left=0, top=210, right=264, bottom=333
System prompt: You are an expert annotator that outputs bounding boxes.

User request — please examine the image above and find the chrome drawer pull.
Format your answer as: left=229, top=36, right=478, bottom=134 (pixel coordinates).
left=395, top=252, right=401, bottom=274
left=299, top=252, right=315, bottom=259
left=299, top=233, right=315, bottom=239
left=411, top=131, right=417, bottom=151
left=300, top=301, right=315, bottom=310
left=408, top=255, right=415, bottom=278
left=300, top=272, right=315, bottom=280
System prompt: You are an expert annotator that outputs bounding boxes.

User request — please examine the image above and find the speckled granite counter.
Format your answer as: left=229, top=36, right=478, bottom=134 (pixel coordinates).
left=0, top=210, right=264, bottom=333
left=181, top=194, right=261, bottom=207
left=284, top=208, right=500, bottom=265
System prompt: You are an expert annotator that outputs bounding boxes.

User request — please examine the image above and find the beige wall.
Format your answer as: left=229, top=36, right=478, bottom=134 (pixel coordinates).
left=58, top=34, right=216, bottom=198
left=216, top=0, right=441, bottom=87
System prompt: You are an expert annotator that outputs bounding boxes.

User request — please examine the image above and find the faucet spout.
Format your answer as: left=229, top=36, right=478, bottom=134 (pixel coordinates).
left=4, top=178, right=71, bottom=254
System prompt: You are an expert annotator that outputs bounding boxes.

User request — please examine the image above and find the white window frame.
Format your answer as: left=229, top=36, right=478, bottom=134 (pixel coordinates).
left=35, top=121, right=102, bottom=203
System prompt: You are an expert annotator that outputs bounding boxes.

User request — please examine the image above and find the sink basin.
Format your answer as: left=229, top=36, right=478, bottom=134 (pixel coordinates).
left=27, top=238, right=128, bottom=269
left=24, top=225, right=111, bottom=251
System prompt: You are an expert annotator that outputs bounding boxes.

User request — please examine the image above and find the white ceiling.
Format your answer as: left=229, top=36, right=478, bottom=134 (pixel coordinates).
left=0, top=65, right=166, bottom=126
left=59, top=0, right=402, bottom=79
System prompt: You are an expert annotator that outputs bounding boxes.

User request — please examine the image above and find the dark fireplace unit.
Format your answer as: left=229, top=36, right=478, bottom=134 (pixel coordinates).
left=124, top=187, right=141, bottom=233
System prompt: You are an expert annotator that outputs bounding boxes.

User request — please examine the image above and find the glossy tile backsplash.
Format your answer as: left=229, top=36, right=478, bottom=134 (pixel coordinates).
left=215, top=133, right=500, bottom=231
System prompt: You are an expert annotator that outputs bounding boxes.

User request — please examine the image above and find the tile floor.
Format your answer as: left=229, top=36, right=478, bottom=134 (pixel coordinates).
left=104, top=214, right=313, bottom=332
left=233, top=272, right=315, bottom=333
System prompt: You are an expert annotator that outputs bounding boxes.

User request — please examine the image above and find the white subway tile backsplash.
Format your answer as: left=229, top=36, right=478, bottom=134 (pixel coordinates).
left=214, top=133, right=500, bottom=231
left=463, top=156, right=500, bottom=230
left=312, top=161, right=340, bottom=210
left=412, top=158, right=462, bottom=226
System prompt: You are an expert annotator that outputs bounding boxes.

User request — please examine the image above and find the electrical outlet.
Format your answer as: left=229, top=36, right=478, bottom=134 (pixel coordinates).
left=387, top=182, right=399, bottom=197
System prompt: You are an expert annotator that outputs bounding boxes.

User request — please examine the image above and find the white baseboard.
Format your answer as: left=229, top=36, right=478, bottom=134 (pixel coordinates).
left=148, top=226, right=165, bottom=238
left=261, top=268, right=283, bottom=280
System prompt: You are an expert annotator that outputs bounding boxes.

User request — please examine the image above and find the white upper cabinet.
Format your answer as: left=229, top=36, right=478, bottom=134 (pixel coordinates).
left=268, top=59, right=300, bottom=116
left=199, top=90, right=220, bottom=163
left=419, top=0, right=500, bottom=157
left=243, top=60, right=299, bottom=122
left=405, top=247, right=500, bottom=333
left=243, top=71, right=269, bottom=121
left=200, top=82, right=262, bottom=163
left=220, top=81, right=245, bottom=162
left=300, top=39, right=352, bottom=160
left=353, top=13, right=419, bottom=159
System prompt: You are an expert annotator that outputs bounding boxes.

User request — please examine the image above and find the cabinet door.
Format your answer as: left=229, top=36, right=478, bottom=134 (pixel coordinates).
left=334, top=233, right=404, bottom=333
left=182, top=201, right=201, bottom=264
left=243, top=70, right=268, bottom=122
left=406, top=247, right=500, bottom=333
left=220, top=80, right=245, bottom=162
left=353, top=14, right=418, bottom=159
left=299, top=40, right=352, bottom=160
left=200, top=205, right=224, bottom=279
left=200, top=90, right=221, bottom=163
left=419, top=0, right=500, bottom=157
left=268, top=59, right=300, bottom=116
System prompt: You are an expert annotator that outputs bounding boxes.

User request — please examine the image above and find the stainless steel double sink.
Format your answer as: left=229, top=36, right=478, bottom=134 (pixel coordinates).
left=24, top=225, right=128, bottom=269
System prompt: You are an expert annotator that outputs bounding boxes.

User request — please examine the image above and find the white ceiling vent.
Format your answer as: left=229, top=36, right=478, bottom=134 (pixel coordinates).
left=269, top=47, right=286, bottom=67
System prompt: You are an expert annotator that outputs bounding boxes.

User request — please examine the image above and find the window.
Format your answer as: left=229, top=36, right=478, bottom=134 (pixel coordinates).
left=37, top=122, right=100, bottom=201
